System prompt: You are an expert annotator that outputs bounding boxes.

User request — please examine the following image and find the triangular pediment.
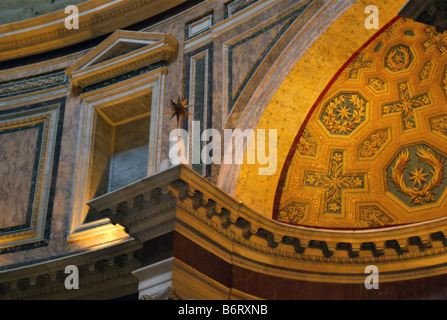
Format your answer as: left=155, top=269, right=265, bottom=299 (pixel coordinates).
left=66, top=30, right=178, bottom=89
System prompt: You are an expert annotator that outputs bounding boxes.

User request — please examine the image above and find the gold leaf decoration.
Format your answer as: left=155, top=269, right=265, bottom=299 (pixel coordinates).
left=320, top=93, right=367, bottom=136
left=390, top=147, right=445, bottom=205
left=368, top=77, right=387, bottom=93
left=360, top=207, right=394, bottom=228
left=297, top=129, right=318, bottom=157
left=382, top=82, right=431, bottom=131
left=359, top=129, right=389, bottom=159
left=431, top=115, right=447, bottom=136
left=423, top=26, right=447, bottom=55
left=346, top=53, right=373, bottom=80
left=278, top=202, right=306, bottom=224
left=419, top=60, right=434, bottom=81
left=385, top=45, right=413, bottom=72
left=305, top=151, right=365, bottom=214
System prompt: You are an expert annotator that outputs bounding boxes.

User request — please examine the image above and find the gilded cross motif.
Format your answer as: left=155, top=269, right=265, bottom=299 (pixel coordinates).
left=305, top=151, right=366, bottom=214
left=382, top=82, right=431, bottom=130
left=346, top=53, right=373, bottom=80
left=423, top=27, right=447, bottom=55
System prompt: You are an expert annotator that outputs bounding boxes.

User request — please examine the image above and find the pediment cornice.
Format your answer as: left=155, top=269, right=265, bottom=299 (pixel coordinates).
left=65, top=31, right=178, bottom=89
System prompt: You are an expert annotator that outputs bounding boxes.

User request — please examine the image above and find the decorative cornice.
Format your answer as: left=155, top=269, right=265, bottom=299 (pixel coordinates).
left=0, top=0, right=185, bottom=62
left=0, top=70, right=67, bottom=99
left=65, top=31, right=178, bottom=89
left=225, top=0, right=261, bottom=18
left=87, top=165, right=447, bottom=284
left=0, top=240, right=141, bottom=300
left=82, top=61, right=167, bottom=94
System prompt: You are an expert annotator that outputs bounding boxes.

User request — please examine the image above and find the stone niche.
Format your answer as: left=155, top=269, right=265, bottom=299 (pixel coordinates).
left=66, top=30, right=178, bottom=241
left=85, top=93, right=152, bottom=222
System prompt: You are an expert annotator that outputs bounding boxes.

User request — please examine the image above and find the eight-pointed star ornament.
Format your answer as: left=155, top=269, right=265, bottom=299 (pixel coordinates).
left=165, top=96, right=192, bottom=128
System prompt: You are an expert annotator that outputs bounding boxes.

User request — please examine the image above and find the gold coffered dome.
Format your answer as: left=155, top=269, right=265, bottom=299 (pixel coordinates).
left=275, top=17, right=447, bottom=229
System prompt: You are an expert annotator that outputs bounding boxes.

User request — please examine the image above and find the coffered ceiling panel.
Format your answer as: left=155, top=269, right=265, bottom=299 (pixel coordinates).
left=275, top=18, right=447, bottom=229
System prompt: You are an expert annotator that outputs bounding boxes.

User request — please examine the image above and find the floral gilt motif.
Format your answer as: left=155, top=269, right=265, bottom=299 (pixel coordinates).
left=305, top=151, right=365, bottom=214
left=382, top=82, right=431, bottom=130
left=423, top=26, right=447, bottom=55
left=278, top=202, right=306, bottom=224
left=360, top=207, right=394, bottom=228
left=442, top=67, right=447, bottom=97
left=358, top=129, right=389, bottom=159
left=0, top=72, right=66, bottom=98
left=384, top=22, right=399, bottom=39
left=320, top=93, right=367, bottom=136
left=368, top=77, right=387, bottom=93
left=346, top=53, right=373, bottom=80
left=431, top=115, right=447, bottom=137
left=419, top=60, right=434, bottom=81
left=297, top=129, right=317, bottom=157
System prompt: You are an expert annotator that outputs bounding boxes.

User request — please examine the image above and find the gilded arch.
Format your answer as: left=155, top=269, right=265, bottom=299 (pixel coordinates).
left=218, top=0, right=408, bottom=220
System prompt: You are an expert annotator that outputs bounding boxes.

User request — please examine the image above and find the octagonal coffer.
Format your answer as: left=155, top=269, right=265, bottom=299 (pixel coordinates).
left=386, top=143, right=447, bottom=208
left=319, top=92, right=368, bottom=136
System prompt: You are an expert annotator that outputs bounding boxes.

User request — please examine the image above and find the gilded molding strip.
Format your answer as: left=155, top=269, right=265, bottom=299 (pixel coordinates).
left=0, top=70, right=67, bottom=98
left=225, top=0, right=261, bottom=18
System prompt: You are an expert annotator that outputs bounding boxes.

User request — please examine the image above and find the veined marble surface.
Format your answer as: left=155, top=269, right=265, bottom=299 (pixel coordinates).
left=0, top=126, right=40, bottom=229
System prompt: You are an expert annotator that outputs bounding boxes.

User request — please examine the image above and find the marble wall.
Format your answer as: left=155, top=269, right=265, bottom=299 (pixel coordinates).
left=0, top=0, right=331, bottom=270
left=0, top=126, right=39, bottom=229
